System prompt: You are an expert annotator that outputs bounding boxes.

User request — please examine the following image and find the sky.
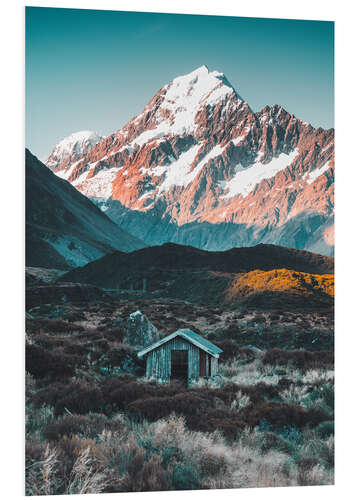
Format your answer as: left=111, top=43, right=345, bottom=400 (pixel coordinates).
left=26, top=7, right=334, bottom=161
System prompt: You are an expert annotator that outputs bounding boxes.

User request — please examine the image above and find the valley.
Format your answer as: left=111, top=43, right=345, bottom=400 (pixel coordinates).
left=25, top=245, right=334, bottom=492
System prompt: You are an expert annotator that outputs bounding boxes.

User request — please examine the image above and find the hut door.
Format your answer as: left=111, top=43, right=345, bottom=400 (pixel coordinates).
left=171, top=350, right=188, bottom=382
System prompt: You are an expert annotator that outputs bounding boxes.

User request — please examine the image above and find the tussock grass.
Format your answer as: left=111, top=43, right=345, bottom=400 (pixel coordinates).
left=25, top=299, right=334, bottom=493
left=26, top=413, right=334, bottom=494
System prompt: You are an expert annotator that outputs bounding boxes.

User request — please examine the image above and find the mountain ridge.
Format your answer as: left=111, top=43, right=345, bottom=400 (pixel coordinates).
left=46, top=66, right=334, bottom=256
left=58, top=242, right=334, bottom=310
left=59, top=241, right=333, bottom=286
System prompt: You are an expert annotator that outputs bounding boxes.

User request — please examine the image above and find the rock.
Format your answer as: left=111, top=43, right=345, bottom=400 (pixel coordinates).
left=124, top=310, right=159, bottom=348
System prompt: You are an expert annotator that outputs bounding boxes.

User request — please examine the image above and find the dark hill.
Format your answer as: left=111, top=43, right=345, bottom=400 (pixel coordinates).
left=26, top=149, right=146, bottom=269
left=60, top=242, right=334, bottom=289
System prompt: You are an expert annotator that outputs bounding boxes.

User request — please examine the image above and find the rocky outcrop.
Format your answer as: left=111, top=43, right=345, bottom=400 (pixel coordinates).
left=49, top=65, right=334, bottom=256
left=123, top=311, right=160, bottom=348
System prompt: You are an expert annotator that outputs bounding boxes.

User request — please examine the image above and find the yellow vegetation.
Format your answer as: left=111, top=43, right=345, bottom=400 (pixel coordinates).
left=226, top=268, right=334, bottom=301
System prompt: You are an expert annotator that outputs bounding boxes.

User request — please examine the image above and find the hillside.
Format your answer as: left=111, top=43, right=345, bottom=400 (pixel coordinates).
left=224, top=268, right=334, bottom=310
left=58, top=242, right=334, bottom=310
left=26, top=149, right=146, bottom=268
left=60, top=242, right=333, bottom=287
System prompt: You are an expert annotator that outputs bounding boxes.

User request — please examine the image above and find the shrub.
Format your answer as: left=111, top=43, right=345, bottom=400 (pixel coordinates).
left=53, top=382, right=104, bottom=416
left=26, top=344, right=74, bottom=379
left=102, top=328, right=124, bottom=342
left=303, top=384, right=334, bottom=414
left=257, top=431, right=295, bottom=455
left=26, top=404, right=54, bottom=437
left=316, top=420, right=334, bottom=439
left=241, top=402, right=329, bottom=430
left=215, top=340, right=256, bottom=363
left=32, top=381, right=104, bottom=416
left=190, top=408, right=245, bottom=440
left=262, top=349, right=334, bottom=371
left=26, top=318, right=84, bottom=334
left=109, top=382, right=156, bottom=410
left=169, top=463, right=200, bottom=490
left=43, top=413, right=123, bottom=441
left=128, top=393, right=211, bottom=422
left=33, top=381, right=73, bottom=408
left=90, top=344, right=145, bottom=376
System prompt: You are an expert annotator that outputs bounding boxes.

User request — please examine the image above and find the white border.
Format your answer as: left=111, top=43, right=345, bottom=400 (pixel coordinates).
left=1, top=1, right=356, bottom=499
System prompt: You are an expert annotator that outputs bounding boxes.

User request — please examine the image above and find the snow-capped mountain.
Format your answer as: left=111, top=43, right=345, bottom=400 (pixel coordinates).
left=49, top=65, right=334, bottom=256
left=46, top=130, right=104, bottom=173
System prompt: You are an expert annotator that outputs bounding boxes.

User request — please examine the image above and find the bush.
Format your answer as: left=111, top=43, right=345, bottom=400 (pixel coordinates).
left=128, top=392, right=211, bottom=422
left=316, top=421, right=334, bottom=438
left=215, top=340, right=256, bottom=363
left=169, top=463, right=200, bottom=490
left=88, top=344, right=145, bottom=376
left=190, top=408, right=245, bottom=439
left=303, top=384, right=334, bottom=414
left=42, top=413, right=123, bottom=441
left=102, top=327, right=124, bottom=342
left=257, top=431, right=295, bottom=455
left=262, top=349, right=334, bottom=371
left=26, top=344, right=74, bottom=379
left=53, top=382, right=104, bottom=416
left=26, top=318, right=84, bottom=334
left=241, top=402, right=329, bottom=430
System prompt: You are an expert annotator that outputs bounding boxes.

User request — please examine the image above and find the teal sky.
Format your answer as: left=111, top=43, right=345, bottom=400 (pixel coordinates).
left=26, top=7, right=334, bottom=160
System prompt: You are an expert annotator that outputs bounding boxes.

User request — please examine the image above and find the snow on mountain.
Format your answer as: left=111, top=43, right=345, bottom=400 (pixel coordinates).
left=304, top=161, right=332, bottom=185
left=46, top=130, right=104, bottom=173
left=48, top=65, right=334, bottom=256
left=220, top=149, right=299, bottom=199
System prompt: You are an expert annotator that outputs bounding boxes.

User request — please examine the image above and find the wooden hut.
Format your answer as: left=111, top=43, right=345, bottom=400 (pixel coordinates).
left=137, top=329, right=223, bottom=385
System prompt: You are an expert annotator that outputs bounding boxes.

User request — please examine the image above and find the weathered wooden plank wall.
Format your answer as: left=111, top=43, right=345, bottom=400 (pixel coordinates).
left=211, top=357, right=218, bottom=376
left=144, top=335, right=221, bottom=384
left=145, top=337, right=204, bottom=383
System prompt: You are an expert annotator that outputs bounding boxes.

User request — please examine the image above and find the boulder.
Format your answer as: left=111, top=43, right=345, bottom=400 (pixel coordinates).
left=124, top=310, right=159, bottom=348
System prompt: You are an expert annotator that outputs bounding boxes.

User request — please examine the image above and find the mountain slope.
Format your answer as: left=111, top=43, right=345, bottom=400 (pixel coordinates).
left=26, top=149, right=146, bottom=268
left=50, top=65, right=334, bottom=255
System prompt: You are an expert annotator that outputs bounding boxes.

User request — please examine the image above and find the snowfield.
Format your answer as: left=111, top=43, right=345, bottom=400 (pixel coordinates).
left=219, top=149, right=299, bottom=198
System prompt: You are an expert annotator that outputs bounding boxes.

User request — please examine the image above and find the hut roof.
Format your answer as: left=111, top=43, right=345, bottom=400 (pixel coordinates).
left=137, top=329, right=223, bottom=358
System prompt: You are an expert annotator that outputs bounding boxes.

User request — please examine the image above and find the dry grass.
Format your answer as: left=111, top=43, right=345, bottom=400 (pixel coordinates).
left=25, top=413, right=334, bottom=494
left=25, top=295, right=334, bottom=494
left=226, top=268, right=334, bottom=302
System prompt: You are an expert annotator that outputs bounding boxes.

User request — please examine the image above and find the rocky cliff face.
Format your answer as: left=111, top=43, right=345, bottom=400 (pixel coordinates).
left=48, top=65, right=334, bottom=255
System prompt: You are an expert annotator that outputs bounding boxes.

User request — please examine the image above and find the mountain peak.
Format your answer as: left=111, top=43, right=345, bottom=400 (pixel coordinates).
left=54, top=130, right=103, bottom=152
left=46, top=65, right=334, bottom=257
left=168, top=65, right=235, bottom=96
left=183, top=64, right=210, bottom=77
left=46, top=130, right=104, bottom=172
